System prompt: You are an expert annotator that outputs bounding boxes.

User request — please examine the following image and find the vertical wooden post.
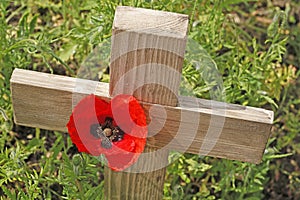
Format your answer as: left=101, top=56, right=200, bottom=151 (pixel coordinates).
left=105, top=6, right=188, bottom=199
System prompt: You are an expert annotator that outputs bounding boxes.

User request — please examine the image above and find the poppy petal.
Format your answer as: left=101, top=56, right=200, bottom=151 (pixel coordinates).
left=67, top=94, right=111, bottom=156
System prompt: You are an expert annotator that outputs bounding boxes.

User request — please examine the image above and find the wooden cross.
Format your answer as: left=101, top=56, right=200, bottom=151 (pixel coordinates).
left=10, top=6, right=273, bottom=199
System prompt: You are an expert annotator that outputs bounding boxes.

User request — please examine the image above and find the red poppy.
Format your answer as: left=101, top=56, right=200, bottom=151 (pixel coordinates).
left=66, top=94, right=147, bottom=171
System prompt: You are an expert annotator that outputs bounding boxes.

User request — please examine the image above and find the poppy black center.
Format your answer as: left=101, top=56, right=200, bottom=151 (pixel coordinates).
left=89, top=117, right=125, bottom=144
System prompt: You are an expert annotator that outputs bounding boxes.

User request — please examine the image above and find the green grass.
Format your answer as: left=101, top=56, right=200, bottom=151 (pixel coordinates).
left=0, top=0, right=299, bottom=199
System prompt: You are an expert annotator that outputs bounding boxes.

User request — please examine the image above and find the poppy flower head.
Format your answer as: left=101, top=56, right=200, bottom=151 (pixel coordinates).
left=66, top=94, right=148, bottom=171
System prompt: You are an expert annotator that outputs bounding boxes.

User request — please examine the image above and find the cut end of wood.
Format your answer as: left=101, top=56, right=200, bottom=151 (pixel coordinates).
left=113, top=6, right=189, bottom=39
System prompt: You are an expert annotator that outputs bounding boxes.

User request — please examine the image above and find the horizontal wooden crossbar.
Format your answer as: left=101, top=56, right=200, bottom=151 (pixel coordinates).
left=10, top=69, right=273, bottom=163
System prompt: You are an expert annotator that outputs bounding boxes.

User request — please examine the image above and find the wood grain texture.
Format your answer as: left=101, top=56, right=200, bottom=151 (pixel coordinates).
left=107, top=6, right=189, bottom=200
left=109, top=6, right=188, bottom=106
left=11, top=68, right=273, bottom=164
left=104, top=147, right=169, bottom=200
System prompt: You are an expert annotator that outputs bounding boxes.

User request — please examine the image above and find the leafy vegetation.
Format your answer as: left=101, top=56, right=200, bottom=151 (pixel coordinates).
left=0, top=0, right=299, bottom=199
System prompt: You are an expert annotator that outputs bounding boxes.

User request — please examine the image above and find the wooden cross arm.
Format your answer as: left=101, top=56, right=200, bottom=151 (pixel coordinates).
left=10, top=68, right=273, bottom=164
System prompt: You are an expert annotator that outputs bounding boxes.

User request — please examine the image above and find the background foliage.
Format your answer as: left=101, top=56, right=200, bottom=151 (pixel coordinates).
left=0, top=0, right=299, bottom=199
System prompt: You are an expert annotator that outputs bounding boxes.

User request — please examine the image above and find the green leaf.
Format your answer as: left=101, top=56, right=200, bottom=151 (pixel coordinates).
left=29, top=15, right=38, bottom=34
left=266, top=153, right=293, bottom=159
left=261, top=95, right=278, bottom=109
left=58, top=43, right=78, bottom=62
